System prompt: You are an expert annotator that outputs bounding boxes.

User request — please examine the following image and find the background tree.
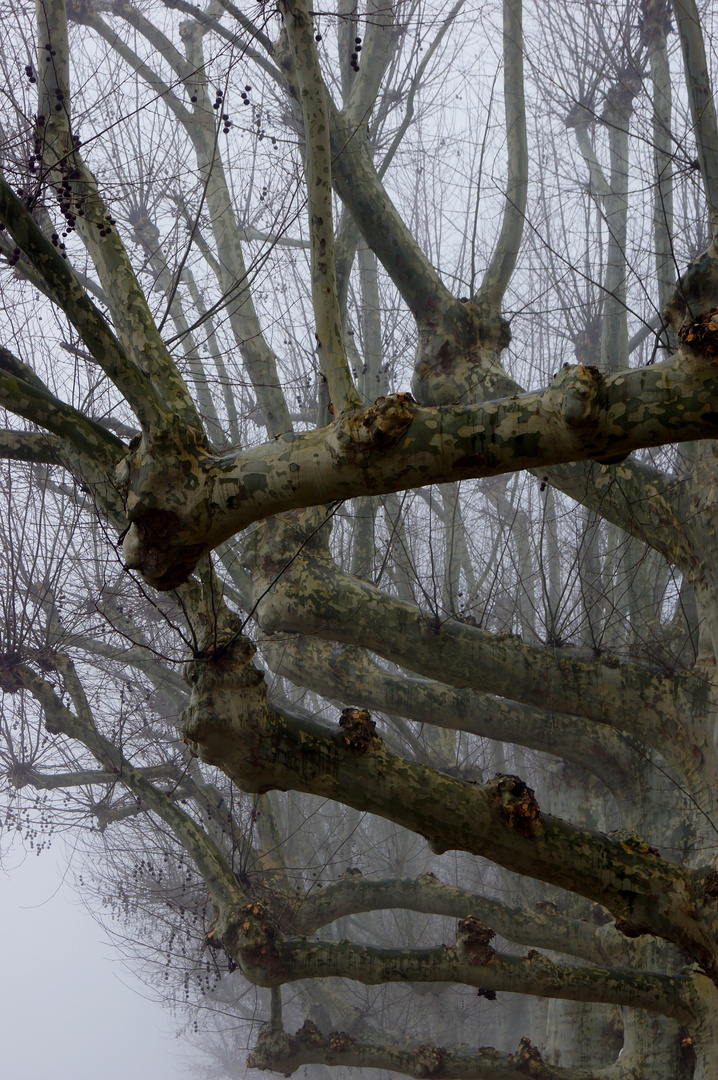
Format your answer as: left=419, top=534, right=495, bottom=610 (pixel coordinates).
left=3, top=0, right=718, bottom=1076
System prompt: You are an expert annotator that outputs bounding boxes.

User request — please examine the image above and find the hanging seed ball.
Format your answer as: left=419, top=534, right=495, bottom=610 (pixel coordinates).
left=191, top=94, right=197, bottom=102
left=355, top=36, right=362, bottom=43
left=315, top=33, right=322, bottom=42
left=245, top=85, right=251, bottom=92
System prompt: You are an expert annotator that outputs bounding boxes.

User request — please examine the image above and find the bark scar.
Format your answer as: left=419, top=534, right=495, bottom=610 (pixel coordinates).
left=490, top=773, right=542, bottom=837
left=456, top=914, right=496, bottom=965
left=339, top=394, right=415, bottom=463
left=336, top=707, right=380, bottom=754
left=679, top=306, right=718, bottom=359
left=550, top=363, right=606, bottom=429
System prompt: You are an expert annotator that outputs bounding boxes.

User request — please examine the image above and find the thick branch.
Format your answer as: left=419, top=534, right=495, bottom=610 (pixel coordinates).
left=0, top=429, right=68, bottom=466
left=330, top=113, right=456, bottom=322
left=36, top=2, right=204, bottom=436
left=293, top=872, right=623, bottom=966
left=474, top=0, right=527, bottom=311
left=261, top=636, right=634, bottom=794
left=546, top=458, right=693, bottom=574
left=673, top=0, right=718, bottom=230
left=249, top=514, right=698, bottom=778
left=280, top=0, right=360, bottom=413
left=0, top=177, right=167, bottom=430
left=341, top=1, right=396, bottom=126
left=248, top=1024, right=636, bottom=1079
left=0, top=346, right=125, bottom=470
left=121, top=350, right=718, bottom=589
left=182, top=630, right=718, bottom=978
left=236, top=923, right=692, bottom=1019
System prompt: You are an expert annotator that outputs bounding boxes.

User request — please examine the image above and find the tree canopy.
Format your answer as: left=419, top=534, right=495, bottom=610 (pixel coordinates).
left=2, top=0, right=718, bottom=1076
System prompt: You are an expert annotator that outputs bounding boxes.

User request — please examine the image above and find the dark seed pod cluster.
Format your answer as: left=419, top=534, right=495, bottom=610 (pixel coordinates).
left=351, top=36, right=362, bottom=71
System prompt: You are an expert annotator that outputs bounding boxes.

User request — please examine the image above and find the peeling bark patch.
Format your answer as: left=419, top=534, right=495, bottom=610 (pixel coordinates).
left=612, top=828, right=660, bottom=858
left=490, top=773, right=541, bottom=837
left=476, top=986, right=497, bottom=1000
left=336, top=707, right=378, bottom=754
left=456, top=915, right=495, bottom=965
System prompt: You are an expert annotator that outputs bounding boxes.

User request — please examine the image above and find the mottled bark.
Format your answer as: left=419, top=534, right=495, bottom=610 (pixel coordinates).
left=117, top=349, right=718, bottom=589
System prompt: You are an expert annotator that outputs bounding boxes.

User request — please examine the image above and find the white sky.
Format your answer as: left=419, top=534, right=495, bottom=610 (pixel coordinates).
left=0, top=844, right=198, bottom=1080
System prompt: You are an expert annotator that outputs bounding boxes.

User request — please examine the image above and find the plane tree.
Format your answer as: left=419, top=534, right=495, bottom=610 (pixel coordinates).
left=2, top=0, right=718, bottom=1075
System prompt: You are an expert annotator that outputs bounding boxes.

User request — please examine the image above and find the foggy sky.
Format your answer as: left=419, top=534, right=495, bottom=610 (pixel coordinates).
left=0, top=845, right=198, bottom=1080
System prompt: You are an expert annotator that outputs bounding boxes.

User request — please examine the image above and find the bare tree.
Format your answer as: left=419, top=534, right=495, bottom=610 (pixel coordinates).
left=3, top=0, right=718, bottom=1075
